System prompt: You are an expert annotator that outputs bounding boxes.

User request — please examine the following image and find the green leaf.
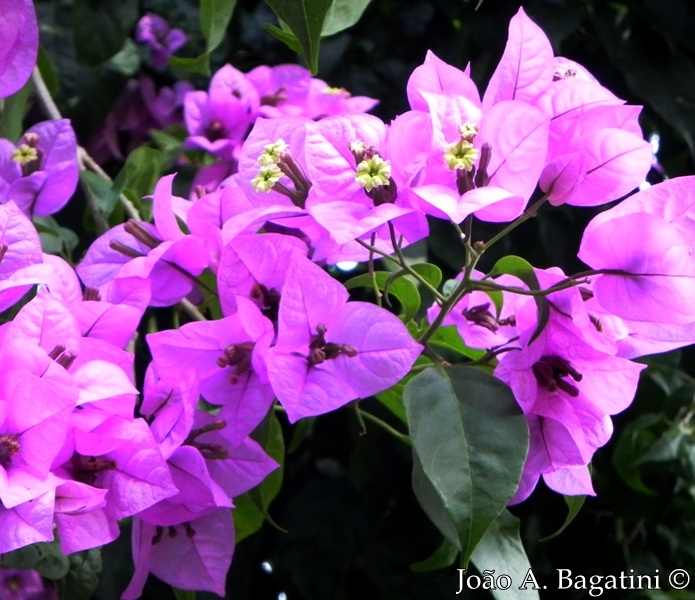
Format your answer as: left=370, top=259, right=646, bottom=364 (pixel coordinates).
left=611, top=413, right=664, bottom=496
left=124, top=147, right=163, bottom=199
left=149, top=126, right=187, bottom=166
left=33, top=216, right=79, bottom=259
left=72, top=0, right=138, bottom=66
left=288, top=416, right=316, bottom=453
left=36, top=48, right=59, bottom=98
left=384, top=263, right=442, bottom=298
left=248, top=410, right=286, bottom=531
left=404, top=366, right=528, bottom=567
left=344, top=271, right=420, bottom=323
left=168, top=0, right=237, bottom=76
left=200, top=0, right=238, bottom=52
left=539, top=495, right=586, bottom=542
left=80, top=171, right=122, bottom=222
left=488, top=255, right=549, bottom=344
left=168, top=54, right=212, bottom=76
left=263, top=24, right=302, bottom=52
left=173, top=589, right=197, bottom=600
left=428, top=326, right=487, bottom=361
left=471, top=510, right=539, bottom=600
left=1, top=540, right=70, bottom=580
left=0, top=79, right=31, bottom=142
left=322, top=0, right=372, bottom=36
left=411, top=538, right=459, bottom=573
left=233, top=493, right=266, bottom=543
left=265, top=0, right=333, bottom=74
left=107, top=38, right=141, bottom=77
left=637, top=425, right=686, bottom=465
left=410, top=263, right=443, bottom=290
left=55, top=549, right=102, bottom=600
left=375, top=356, right=433, bottom=424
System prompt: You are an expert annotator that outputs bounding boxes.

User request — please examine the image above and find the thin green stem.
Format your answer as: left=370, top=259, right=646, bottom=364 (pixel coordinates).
left=31, top=66, right=141, bottom=223
left=357, top=235, right=446, bottom=302
left=368, top=233, right=383, bottom=307
left=483, top=194, right=549, bottom=251
left=472, top=278, right=590, bottom=297
left=355, top=238, right=401, bottom=265
left=358, top=408, right=411, bottom=447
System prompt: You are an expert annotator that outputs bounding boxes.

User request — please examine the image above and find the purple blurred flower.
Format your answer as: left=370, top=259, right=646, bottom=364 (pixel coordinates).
left=135, top=13, right=187, bottom=69
left=0, top=567, right=57, bottom=600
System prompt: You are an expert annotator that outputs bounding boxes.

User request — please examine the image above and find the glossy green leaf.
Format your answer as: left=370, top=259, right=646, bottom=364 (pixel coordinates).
left=411, top=450, right=460, bottom=548
left=173, top=589, right=197, bottom=600
left=169, top=0, right=237, bottom=76
left=539, top=494, right=586, bottom=542
left=375, top=355, right=432, bottom=424
left=471, top=510, right=539, bottom=600
left=484, top=289, right=504, bottom=318
left=385, top=263, right=443, bottom=298
left=322, top=0, right=372, bottom=36
left=488, top=255, right=549, bottom=344
left=263, top=23, right=302, bottom=52
left=410, top=263, right=443, bottom=290
left=123, top=147, right=163, bottom=199
left=265, top=0, right=333, bottom=74
left=428, top=326, right=487, bottom=361
left=201, top=0, right=237, bottom=52
left=233, top=493, right=266, bottom=543
left=55, top=549, right=102, bottom=600
left=404, top=366, right=528, bottom=567
left=73, top=0, right=138, bottom=66
left=344, top=271, right=420, bottom=323
left=410, top=538, right=459, bottom=573
left=80, top=171, right=122, bottom=222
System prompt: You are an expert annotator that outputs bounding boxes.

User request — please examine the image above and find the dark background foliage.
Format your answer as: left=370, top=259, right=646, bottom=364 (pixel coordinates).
left=27, top=0, right=695, bottom=598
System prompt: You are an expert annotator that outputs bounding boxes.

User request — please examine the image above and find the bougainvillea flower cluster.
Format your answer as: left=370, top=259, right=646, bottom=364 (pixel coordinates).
left=3, top=4, right=695, bottom=598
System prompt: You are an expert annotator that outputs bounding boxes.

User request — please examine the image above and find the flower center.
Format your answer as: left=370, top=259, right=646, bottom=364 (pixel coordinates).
left=0, top=434, right=20, bottom=468
left=152, top=523, right=196, bottom=545
left=217, top=342, right=255, bottom=385
left=351, top=143, right=397, bottom=205
left=12, top=136, right=43, bottom=176
left=532, top=354, right=583, bottom=397
left=250, top=283, right=281, bottom=321
left=184, top=419, right=229, bottom=460
left=261, top=86, right=288, bottom=107
left=205, top=119, right=227, bottom=142
left=302, top=324, right=358, bottom=366
left=251, top=139, right=312, bottom=208
left=72, top=453, right=117, bottom=486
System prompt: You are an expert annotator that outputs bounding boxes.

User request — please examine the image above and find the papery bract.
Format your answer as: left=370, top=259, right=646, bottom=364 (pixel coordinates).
left=0, top=0, right=38, bottom=99
left=0, top=120, right=79, bottom=216
left=579, top=211, right=695, bottom=324
left=147, top=297, right=276, bottom=445
left=266, top=256, right=422, bottom=422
